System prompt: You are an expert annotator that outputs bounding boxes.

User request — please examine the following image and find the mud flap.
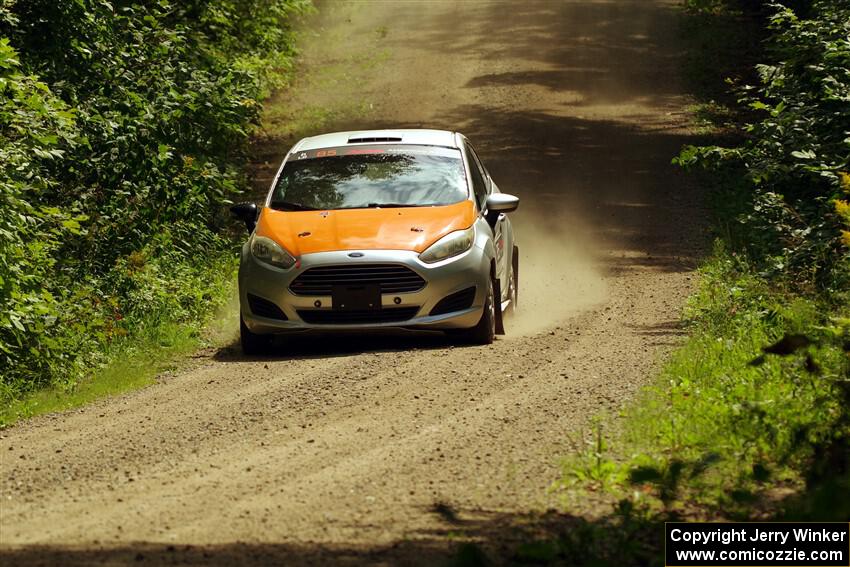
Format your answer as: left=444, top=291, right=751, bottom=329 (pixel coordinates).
left=494, top=278, right=505, bottom=335
left=513, top=245, right=519, bottom=309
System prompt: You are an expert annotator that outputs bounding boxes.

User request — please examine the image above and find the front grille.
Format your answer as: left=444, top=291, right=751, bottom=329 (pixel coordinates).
left=297, top=307, right=420, bottom=325
left=429, top=286, right=477, bottom=316
left=289, top=264, right=426, bottom=296
left=247, top=293, right=288, bottom=320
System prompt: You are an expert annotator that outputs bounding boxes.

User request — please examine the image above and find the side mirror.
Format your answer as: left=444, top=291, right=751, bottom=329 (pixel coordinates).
left=230, top=202, right=258, bottom=233
left=486, top=193, right=520, bottom=214
left=485, top=193, right=519, bottom=226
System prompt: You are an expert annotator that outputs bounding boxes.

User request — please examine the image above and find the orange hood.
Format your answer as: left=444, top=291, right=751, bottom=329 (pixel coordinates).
left=255, top=200, right=475, bottom=255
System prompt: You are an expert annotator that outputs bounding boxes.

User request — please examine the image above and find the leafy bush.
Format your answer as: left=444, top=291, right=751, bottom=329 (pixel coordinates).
left=683, top=0, right=814, bottom=17
left=676, top=1, right=850, bottom=291
left=629, top=1, right=850, bottom=515
left=621, top=247, right=849, bottom=516
left=560, top=247, right=849, bottom=519
left=0, top=0, right=309, bottom=404
left=0, top=38, right=90, bottom=393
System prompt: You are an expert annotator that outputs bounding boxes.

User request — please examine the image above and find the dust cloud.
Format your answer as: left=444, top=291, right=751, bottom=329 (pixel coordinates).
left=507, top=206, right=608, bottom=336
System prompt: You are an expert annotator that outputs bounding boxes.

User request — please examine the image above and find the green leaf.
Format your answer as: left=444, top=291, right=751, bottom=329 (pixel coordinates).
left=61, top=219, right=82, bottom=234
left=790, top=150, right=816, bottom=160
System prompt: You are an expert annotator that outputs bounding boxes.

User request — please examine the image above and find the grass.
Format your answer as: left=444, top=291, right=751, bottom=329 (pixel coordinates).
left=563, top=248, right=847, bottom=515
left=258, top=16, right=392, bottom=142
left=2, top=323, right=199, bottom=424
left=686, top=101, right=737, bottom=135
left=679, top=2, right=765, bottom=134
left=618, top=246, right=848, bottom=513
left=263, top=100, right=372, bottom=143
left=0, top=271, right=239, bottom=427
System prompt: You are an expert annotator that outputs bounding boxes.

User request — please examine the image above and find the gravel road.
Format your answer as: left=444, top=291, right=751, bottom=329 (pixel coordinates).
left=1, top=1, right=705, bottom=564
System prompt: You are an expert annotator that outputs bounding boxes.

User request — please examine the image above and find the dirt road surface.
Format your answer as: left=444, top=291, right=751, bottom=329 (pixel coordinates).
left=1, top=1, right=704, bottom=564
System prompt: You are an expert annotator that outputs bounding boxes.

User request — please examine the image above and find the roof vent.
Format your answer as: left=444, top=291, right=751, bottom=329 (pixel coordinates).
left=347, top=136, right=402, bottom=144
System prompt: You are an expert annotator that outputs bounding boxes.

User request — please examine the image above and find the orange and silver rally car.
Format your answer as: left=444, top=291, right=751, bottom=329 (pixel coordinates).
left=230, top=129, right=519, bottom=354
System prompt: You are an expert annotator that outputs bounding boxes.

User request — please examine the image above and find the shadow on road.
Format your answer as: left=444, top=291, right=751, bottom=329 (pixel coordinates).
left=213, top=329, right=460, bottom=363
left=0, top=504, right=662, bottom=566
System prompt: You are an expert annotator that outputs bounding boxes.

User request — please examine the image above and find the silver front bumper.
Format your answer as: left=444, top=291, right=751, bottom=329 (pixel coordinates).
left=239, top=246, right=491, bottom=334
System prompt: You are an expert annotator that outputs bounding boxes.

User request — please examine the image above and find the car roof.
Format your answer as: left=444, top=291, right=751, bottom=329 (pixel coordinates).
left=291, top=129, right=459, bottom=152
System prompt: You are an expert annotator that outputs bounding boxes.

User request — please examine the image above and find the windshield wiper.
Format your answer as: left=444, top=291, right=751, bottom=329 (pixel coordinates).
left=270, top=200, right=318, bottom=211
left=362, top=203, right=418, bottom=209
left=334, top=203, right=417, bottom=210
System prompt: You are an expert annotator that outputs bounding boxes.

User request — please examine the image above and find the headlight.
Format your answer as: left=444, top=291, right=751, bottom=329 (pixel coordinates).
left=251, top=235, right=296, bottom=269
left=419, top=225, right=475, bottom=264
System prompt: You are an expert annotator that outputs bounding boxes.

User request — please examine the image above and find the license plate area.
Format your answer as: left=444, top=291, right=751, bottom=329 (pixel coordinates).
left=332, top=284, right=381, bottom=311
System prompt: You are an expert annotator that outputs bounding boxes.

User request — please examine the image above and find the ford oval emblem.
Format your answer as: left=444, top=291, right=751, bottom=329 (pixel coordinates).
left=348, top=252, right=364, bottom=258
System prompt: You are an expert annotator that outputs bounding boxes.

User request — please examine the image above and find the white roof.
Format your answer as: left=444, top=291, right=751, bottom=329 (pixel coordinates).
left=292, top=129, right=458, bottom=152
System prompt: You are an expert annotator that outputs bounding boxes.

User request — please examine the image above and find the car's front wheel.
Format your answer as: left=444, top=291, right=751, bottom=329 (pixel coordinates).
left=449, top=277, right=496, bottom=345
left=240, top=315, right=273, bottom=356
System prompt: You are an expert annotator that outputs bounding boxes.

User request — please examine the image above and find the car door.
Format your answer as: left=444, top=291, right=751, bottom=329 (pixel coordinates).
left=466, top=144, right=510, bottom=298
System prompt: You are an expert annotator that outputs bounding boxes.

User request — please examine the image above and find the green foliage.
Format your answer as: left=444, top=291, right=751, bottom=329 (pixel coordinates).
left=564, top=247, right=849, bottom=518
left=675, top=1, right=850, bottom=290
left=0, top=0, right=308, bottom=404
left=0, top=38, right=88, bottom=393
left=169, top=0, right=308, bottom=97
left=682, top=0, right=814, bottom=17
left=682, top=0, right=741, bottom=14
left=662, top=6, right=850, bottom=511
left=1, top=253, right=237, bottom=425
left=562, top=422, right=626, bottom=491
left=626, top=248, right=849, bottom=516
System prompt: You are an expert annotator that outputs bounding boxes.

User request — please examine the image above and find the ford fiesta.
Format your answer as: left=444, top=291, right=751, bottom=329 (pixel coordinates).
left=230, top=129, right=519, bottom=354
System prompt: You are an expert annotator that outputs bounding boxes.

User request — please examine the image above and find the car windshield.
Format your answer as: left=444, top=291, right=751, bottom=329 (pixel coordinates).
left=270, top=145, right=468, bottom=210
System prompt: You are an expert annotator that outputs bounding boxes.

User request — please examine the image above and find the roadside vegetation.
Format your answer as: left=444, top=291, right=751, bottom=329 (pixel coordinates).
left=630, top=0, right=850, bottom=518
left=0, top=0, right=310, bottom=423
left=499, top=1, right=849, bottom=564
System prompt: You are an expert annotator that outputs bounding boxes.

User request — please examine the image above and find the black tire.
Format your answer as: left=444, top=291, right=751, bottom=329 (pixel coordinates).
left=240, top=316, right=273, bottom=356
left=450, top=277, right=496, bottom=345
